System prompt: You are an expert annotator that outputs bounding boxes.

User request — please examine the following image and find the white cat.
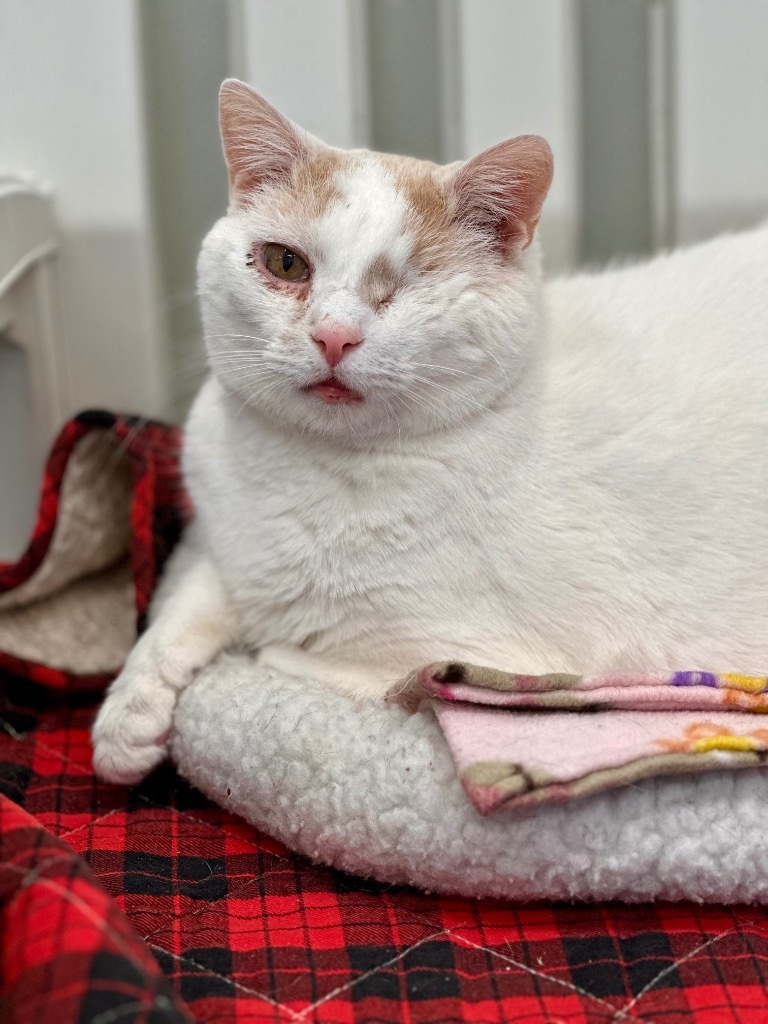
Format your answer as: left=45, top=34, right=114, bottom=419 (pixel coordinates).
left=93, top=78, right=768, bottom=785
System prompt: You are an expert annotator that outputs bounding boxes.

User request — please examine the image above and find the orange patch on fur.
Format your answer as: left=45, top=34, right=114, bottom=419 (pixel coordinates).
left=259, top=149, right=347, bottom=223
left=380, top=155, right=465, bottom=274
left=288, top=150, right=346, bottom=219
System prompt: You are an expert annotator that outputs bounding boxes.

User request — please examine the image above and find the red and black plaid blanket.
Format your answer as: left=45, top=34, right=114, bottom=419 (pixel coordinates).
left=2, top=411, right=768, bottom=1023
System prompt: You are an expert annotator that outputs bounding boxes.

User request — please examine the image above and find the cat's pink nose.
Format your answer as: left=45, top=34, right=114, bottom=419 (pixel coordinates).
left=312, top=323, right=362, bottom=368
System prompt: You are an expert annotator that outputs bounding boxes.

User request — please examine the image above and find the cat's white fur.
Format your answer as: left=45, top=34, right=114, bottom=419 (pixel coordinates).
left=93, top=80, right=768, bottom=785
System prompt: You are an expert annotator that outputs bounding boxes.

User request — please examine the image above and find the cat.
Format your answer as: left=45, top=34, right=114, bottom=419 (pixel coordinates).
left=92, top=78, right=768, bottom=785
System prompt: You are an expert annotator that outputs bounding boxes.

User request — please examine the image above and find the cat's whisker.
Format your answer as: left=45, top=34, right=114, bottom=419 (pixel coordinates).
left=409, top=362, right=490, bottom=385
left=267, top=354, right=307, bottom=368
left=405, top=374, right=489, bottom=415
left=380, top=395, right=401, bottom=442
left=213, top=353, right=273, bottom=363
left=220, top=372, right=279, bottom=393
left=214, top=352, right=268, bottom=363
left=208, top=334, right=270, bottom=343
left=394, top=385, right=441, bottom=423
left=475, top=344, right=512, bottom=393
left=213, top=349, right=298, bottom=370
left=231, top=375, right=285, bottom=422
left=246, top=376, right=286, bottom=405
left=216, top=365, right=277, bottom=385
left=213, top=363, right=279, bottom=375
left=399, top=361, right=509, bottom=416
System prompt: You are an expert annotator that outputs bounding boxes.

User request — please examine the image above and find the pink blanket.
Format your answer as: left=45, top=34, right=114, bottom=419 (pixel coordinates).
left=410, top=663, right=768, bottom=814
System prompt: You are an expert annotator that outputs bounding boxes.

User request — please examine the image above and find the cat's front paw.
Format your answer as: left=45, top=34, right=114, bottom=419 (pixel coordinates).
left=92, top=670, right=177, bottom=786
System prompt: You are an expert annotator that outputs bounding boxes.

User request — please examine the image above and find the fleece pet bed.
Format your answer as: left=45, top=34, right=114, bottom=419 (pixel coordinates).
left=4, top=414, right=768, bottom=1023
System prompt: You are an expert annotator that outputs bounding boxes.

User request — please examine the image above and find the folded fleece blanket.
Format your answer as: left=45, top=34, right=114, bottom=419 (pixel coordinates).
left=411, top=663, right=768, bottom=814
left=2, top=410, right=767, bottom=821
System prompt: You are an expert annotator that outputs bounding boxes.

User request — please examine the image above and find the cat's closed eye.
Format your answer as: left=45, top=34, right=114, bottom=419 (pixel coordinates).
left=263, top=243, right=310, bottom=282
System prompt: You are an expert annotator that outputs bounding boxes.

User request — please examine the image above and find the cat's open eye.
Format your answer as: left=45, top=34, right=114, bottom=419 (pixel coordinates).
left=263, top=243, right=310, bottom=282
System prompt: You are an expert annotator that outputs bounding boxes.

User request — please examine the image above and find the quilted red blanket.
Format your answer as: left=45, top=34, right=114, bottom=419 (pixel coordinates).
left=1, top=411, right=767, bottom=1023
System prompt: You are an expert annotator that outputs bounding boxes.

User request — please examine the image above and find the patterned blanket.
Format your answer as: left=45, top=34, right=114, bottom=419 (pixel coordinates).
left=412, top=662, right=768, bottom=814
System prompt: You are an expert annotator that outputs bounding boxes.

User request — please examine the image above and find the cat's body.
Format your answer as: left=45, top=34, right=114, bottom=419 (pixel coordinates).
left=186, top=225, right=768, bottom=691
left=92, top=79, right=768, bottom=784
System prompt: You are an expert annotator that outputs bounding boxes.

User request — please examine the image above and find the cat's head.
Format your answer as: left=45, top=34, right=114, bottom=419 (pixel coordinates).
left=198, top=79, right=553, bottom=444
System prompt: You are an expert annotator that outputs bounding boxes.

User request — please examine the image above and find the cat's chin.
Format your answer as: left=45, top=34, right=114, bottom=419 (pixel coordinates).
left=301, top=380, right=365, bottom=405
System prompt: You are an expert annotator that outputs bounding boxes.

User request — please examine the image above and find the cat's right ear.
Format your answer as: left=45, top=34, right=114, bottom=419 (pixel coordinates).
left=219, top=79, right=307, bottom=202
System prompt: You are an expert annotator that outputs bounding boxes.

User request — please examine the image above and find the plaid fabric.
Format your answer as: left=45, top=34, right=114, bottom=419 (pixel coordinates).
left=0, top=410, right=187, bottom=693
left=0, top=770, right=189, bottom=1023
left=3, top=677, right=768, bottom=1023
left=2, top=413, right=768, bottom=1022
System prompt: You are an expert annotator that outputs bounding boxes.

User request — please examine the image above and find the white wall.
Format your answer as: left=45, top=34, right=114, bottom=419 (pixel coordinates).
left=675, top=0, right=768, bottom=242
left=455, top=0, right=581, bottom=272
left=236, top=0, right=369, bottom=148
left=0, top=0, right=168, bottom=422
left=0, top=334, right=39, bottom=559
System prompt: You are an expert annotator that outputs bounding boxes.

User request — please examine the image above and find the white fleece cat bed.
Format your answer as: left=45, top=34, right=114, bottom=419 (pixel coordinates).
left=170, top=653, right=768, bottom=904
left=4, top=414, right=768, bottom=905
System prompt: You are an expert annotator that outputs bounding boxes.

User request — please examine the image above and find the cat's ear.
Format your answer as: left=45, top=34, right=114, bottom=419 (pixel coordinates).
left=450, top=136, right=553, bottom=255
left=219, top=79, right=308, bottom=201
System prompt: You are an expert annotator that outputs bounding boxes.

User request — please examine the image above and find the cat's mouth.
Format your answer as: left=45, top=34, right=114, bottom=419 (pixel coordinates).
left=302, top=378, right=364, bottom=404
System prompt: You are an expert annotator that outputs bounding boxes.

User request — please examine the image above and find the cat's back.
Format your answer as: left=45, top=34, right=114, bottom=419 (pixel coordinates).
left=545, top=222, right=768, bottom=387
left=521, top=224, right=768, bottom=672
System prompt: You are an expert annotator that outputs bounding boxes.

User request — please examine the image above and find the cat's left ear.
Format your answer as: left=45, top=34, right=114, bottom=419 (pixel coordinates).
left=450, top=136, right=553, bottom=255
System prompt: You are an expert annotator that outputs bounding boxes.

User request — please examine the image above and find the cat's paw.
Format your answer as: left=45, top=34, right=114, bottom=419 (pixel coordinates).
left=92, top=668, right=177, bottom=786
left=91, top=548, right=235, bottom=786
